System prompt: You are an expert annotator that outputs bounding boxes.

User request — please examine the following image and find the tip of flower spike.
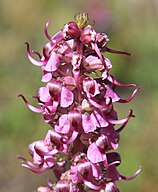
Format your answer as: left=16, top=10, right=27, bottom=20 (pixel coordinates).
left=74, top=13, right=89, bottom=28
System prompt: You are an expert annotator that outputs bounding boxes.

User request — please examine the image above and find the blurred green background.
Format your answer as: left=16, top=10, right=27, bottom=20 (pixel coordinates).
left=0, top=0, right=158, bottom=191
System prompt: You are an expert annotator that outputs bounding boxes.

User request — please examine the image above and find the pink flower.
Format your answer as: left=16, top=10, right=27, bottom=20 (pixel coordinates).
left=18, top=140, right=55, bottom=173
left=70, top=153, right=102, bottom=190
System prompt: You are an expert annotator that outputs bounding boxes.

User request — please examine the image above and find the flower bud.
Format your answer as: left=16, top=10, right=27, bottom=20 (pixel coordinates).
left=63, top=21, right=80, bottom=39
left=80, top=26, right=96, bottom=44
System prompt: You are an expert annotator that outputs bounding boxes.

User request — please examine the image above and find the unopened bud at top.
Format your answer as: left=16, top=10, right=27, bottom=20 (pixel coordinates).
left=74, top=12, right=89, bottom=28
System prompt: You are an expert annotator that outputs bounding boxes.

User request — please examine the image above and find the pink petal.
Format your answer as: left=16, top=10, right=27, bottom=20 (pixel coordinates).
left=87, top=143, right=106, bottom=163
left=70, top=166, right=82, bottom=184
left=51, top=31, right=63, bottom=43
left=91, top=163, right=102, bottom=178
left=105, top=47, right=131, bottom=56
left=83, top=77, right=100, bottom=98
left=120, top=167, right=142, bottom=181
left=44, top=52, right=60, bottom=72
left=60, top=87, right=73, bottom=108
left=25, top=42, right=45, bottom=66
left=105, top=86, right=120, bottom=102
left=64, top=76, right=76, bottom=90
left=88, top=97, right=112, bottom=110
left=55, top=114, right=71, bottom=134
left=105, top=58, right=112, bottom=70
left=92, top=42, right=107, bottom=69
left=83, top=179, right=102, bottom=190
left=22, top=163, right=47, bottom=174
left=106, top=74, right=136, bottom=87
left=91, top=110, right=109, bottom=128
left=33, top=152, right=43, bottom=164
left=44, top=156, right=54, bottom=168
left=44, top=20, right=52, bottom=41
left=41, top=72, right=52, bottom=82
left=108, top=110, right=133, bottom=125
left=84, top=55, right=103, bottom=70
left=107, top=165, right=121, bottom=181
left=18, top=156, right=47, bottom=174
left=118, top=86, right=141, bottom=103
left=67, top=130, right=78, bottom=144
left=82, top=114, right=96, bottom=133
left=38, top=86, right=51, bottom=102
left=18, top=94, right=44, bottom=113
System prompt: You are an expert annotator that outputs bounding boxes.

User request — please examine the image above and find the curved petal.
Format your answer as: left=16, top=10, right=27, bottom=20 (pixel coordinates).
left=104, top=47, right=131, bottom=56
left=44, top=20, right=52, bottom=41
left=32, top=50, right=42, bottom=59
left=18, top=94, right=44, bottom=113
left=67, top=130, right=78, bottom=144
left=22, top=163, right=47, bottom=174
left=116, top=110, right=134, bottom=133
left=88, top=97, right=112, bottom=110
left=118, top=86, right=141, bottom=103
left=120, top=167, right=142, bottom=181
left=25, top=42, right=46, bottom=66
left=83, top=179, right=102, bottom=190
left=18, top=156, right=54, bottom=174
left=17, top=156, right=37, bottom=168
left=108, top=110, right=134, bottom=125
left=92, top=42, right=107, bottom=70
left=106, top=74, right=136, bottom=87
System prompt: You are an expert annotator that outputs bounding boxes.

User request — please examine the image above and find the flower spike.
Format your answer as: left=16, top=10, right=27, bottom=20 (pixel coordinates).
left=19, top=14, right=141, bottom=191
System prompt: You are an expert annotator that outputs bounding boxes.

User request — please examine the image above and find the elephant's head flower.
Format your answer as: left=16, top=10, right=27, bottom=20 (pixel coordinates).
left=18, top=13, right=141, bottom=192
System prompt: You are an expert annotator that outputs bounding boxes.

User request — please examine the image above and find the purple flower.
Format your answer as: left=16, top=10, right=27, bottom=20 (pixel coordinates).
left=19, top=13, right=141, bottom=191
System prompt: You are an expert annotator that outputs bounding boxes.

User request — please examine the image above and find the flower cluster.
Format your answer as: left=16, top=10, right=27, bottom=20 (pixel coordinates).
left=19, top=13, right=141, bottom=192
